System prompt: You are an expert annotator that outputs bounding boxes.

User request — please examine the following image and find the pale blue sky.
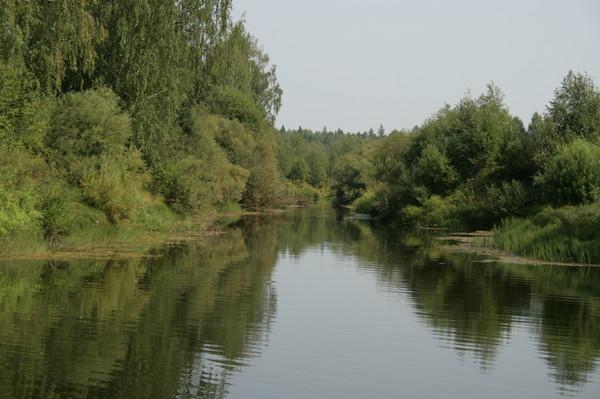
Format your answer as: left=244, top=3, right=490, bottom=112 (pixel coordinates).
left=233, top=0, right=600, bottom=132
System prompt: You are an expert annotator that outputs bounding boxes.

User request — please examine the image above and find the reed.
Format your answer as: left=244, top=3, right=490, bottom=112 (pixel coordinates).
left=494, top=204, right=600, bottom=264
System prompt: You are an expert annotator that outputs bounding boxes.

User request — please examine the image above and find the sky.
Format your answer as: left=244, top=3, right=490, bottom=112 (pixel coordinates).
left=232, top=0, right=600, bottom=133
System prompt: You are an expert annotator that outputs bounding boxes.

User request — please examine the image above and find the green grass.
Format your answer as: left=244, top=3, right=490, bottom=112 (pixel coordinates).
left=0, top=231, right=49, bottom=257
left=494, top=203, right=600, bottom=264
left=0, top=198, right=207, bottom=259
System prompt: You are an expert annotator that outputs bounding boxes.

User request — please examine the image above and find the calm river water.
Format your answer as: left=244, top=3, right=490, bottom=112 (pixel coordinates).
left=1, top=208, right=599, bottom=398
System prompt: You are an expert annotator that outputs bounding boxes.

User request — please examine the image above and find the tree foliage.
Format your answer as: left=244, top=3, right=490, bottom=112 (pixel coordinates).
left=535, top=139, right=600, bottom=206
left=0, top=0, right=293, bottom=239
left=343, top=73, right=600, bottom=230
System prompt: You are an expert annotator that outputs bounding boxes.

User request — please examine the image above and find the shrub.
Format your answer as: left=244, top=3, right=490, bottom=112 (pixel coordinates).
left=78, top=150, right=148, bottom=223
left=162, top=106, right=251, bottom=212
left=414, top=144, right=458, bottom=195
left=0, top=61, right=51, bottom=151
left=0, top=145, right=44, bottom=236
left=401, top=205, right=425, bottom=226
left=281, top=181, right=320, bottom=206
left=39, top=182, right=108, bottom=239
left=209, top=87, right=266, bottom=133
left=332, top=154, right=368, bottom=206
left=476, top=180, right=530, bottom=221
left=135, top=201, right=180, bottom=232
left=534, top=139, right=600, bottom=206
left=48, top=87, right=131, bottom=167
left=243, top=142, right=282, bottom=209
left=400, top=195, right=459, bottom=227
left=352, top=190, right=380, bottom=215
left=46, top=89, right=150, bottom=223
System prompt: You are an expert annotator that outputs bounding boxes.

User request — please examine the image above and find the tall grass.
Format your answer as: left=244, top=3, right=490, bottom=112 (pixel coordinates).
left=495, top=203, right=600, bottom=264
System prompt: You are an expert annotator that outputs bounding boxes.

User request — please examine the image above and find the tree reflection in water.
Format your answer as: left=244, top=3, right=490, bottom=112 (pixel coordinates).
left=0, top=208, right=599, bottom=398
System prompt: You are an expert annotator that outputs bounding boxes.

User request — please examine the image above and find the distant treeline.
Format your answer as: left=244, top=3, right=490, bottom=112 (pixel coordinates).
left=332, top=72, right=600, bottom=263
left=0, top=1, right=374, bottom=244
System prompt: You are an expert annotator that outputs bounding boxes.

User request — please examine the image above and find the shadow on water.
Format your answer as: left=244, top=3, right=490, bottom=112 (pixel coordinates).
left=0, top=207, right=599, bottom=398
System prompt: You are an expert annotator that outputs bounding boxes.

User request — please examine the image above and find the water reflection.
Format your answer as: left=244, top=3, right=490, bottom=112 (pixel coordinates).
left=257, top=208, right=600, bottom=393
left=0, top=221, right=278, bottom=399
left=0, top=208, right=599, bottom=398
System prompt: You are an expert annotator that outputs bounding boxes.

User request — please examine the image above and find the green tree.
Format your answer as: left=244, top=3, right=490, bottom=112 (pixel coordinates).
left=243, top=141, right=281, bottom=209
left=534, top=139, right=600, bottom=206
left=547, top=71, right=600, bottom=143
left=414, top=144, right=458, bottom=196
left=203, top=21, right=282, bottom=125
left=47, top=88, right=147, bottom=222
left=332, top=154, right=368, bottom=206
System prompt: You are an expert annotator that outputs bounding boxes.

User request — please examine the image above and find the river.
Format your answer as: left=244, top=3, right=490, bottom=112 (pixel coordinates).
left=0, top=208, right=599, bottom=398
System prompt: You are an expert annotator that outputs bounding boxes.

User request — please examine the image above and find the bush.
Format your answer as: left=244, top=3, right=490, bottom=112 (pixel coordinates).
left=39, top=182, right=108, bottom=239
left=534, top=139, right=600, bottom=206
left=400, top=195, right=459, bottom=227
left=352, top=190, right=380, bottom=215
left=209, top=87, right=266, bottom=133
left=162, top=106, right=250, bottom=212
left=332, top=154, right=368, bottom=206
left=48, top=87, right=131, bottom=166
left=0, top=145, right=44, bottom=236
left=414, top=144, right=458, bottom=195
left=163, top=156, right=222, bottom=213
left=78, top=150, right=148, bottom=223
left=135, top=201, right=180, bottom=232
left=475, top=180, right=530, bottom=222
left=47, top=88, right=149, bottom=223
left=281, top=181, right=320, bottom=206
left=0, top=61, right=51, bottom=151
left=243, top=142, right=282, bottom=209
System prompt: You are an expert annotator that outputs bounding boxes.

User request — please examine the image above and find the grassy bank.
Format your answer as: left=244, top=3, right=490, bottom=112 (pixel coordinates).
left=0, top=201, right=325, bottom=261
left=0, top=211, right=210, bottom=260
left=494, top=203, right=600, bottom=264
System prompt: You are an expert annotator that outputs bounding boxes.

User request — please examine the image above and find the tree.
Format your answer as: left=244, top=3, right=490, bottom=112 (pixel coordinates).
left=414, top=144, right=458, bottom=196
left=243, top=141, right=281, bottom=209
left=332, top=154, right=368, bottom=206
left=534, top=139, right=600, bottom=206
left=547, top=71, right=600, bottom=143
left=407, top=84, right=523, bottom=181
left=0, top=0, right=106, bottom=92
left=48, top=88, right=147, bottom=222
left=202, top=21, right=282, bottom=125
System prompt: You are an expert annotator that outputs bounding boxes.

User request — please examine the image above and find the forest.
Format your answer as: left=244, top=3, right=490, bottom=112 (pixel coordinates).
left=0, top=0, right=371, bottom=248
left=1, top=1, right=599, bottom=264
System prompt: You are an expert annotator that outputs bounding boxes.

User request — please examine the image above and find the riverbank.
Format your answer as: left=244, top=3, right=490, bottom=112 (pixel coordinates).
left=359, top=199, right=600, bottom=266
left=0, top=204, right=324, bottom=262
left=0, top=210, right=278, bottom=261
left=433, top=203, right=600, bottom=266
left=0, top=217, right=210, bottom=261
left=438, top=231, right=600, bottom=268
left=494, top=204, right=600, bottom=265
